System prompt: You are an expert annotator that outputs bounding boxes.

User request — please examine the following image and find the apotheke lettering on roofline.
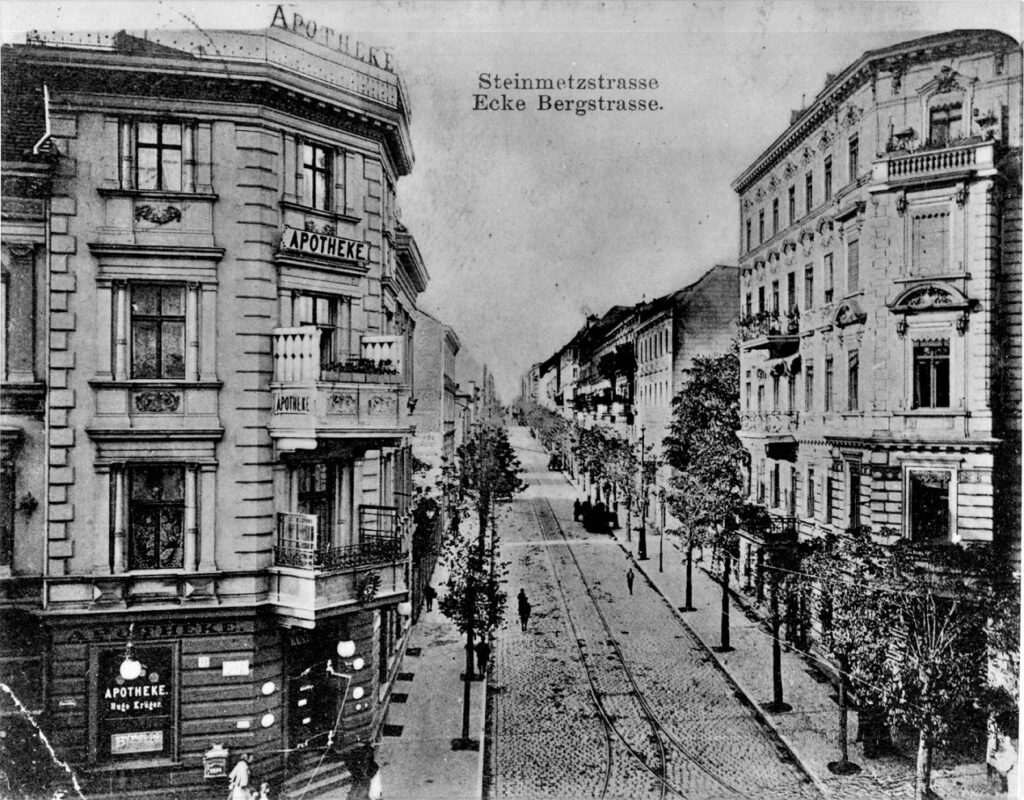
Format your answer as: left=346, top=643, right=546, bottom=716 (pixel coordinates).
left=270, top=5, right=394, bottom=72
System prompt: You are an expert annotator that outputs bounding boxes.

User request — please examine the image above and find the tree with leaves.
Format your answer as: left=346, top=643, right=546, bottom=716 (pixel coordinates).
left=438, top=421, right=524, bottom=744
left=663, top=349, right=747, bottom=650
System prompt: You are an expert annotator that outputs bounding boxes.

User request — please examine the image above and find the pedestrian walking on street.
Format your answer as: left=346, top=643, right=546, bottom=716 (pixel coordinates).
left=474, top=637, right=491, bottom=678
left=573, top=498, right=582, bottom=521
left=517, top=588, right=532, bottom=632
left=425, top=583, right=437, bottom=611
left=227, top=753, right=253, bottom=800
left=626, top=567, right=635, bottom=595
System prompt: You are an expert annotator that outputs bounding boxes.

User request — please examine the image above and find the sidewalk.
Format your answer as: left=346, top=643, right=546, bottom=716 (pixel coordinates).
left=557, top=471, right=1003, bottom=800
left=322, top=557, right=486, bottom=800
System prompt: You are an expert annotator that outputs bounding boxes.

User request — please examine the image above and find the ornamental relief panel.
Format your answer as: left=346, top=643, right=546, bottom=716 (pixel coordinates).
left=367, top=394, right=397, bottom=415
left=328, top=393, right=358, bottom=415
left=132, top=391, right=182, bottom=413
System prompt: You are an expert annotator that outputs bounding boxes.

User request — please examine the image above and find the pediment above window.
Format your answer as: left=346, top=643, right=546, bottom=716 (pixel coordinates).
left=888, top=282, right=973, bottom=314
left=834, top=299, right=867, bottom=328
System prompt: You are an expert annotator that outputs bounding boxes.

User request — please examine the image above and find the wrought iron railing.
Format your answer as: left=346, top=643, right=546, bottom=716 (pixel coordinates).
left=274, top=508, right=406, bottom=572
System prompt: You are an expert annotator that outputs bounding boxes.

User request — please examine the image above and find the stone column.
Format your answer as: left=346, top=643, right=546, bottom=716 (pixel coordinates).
left=183, top=464, right=198, bottom=571
left=113, top=281, right=128, bottom=381
left=186, top=282, right=200, bottom=382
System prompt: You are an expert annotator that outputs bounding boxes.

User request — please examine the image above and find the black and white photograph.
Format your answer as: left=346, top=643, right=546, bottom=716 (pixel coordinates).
left=0, top=2, right=1021, bottom=799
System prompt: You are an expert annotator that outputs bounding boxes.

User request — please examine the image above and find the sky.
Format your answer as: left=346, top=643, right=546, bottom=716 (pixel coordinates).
left=2, top=1, right=1021, bottom=400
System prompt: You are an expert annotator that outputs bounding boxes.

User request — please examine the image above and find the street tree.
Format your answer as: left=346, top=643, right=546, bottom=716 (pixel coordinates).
left=663, top=350, right=746, bottom=650
left=438, top=421, right=523, bottom=745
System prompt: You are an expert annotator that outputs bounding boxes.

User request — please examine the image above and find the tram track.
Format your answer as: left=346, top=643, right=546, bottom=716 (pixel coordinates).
left=530, top=493, right=758, bottom=800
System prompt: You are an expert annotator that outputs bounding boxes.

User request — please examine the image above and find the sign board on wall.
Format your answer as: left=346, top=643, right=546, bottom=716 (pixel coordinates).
left=281, top=226, right=368, bottom=263
left=97, top=646, right=174, bottom=759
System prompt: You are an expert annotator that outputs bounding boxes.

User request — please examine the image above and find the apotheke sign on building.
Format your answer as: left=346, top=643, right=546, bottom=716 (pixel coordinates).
left=281, top=226, right=368, bottom=263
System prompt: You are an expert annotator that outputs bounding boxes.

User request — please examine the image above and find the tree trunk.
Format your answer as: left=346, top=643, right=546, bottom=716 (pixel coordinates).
left=461, top=600, right=474, bottom=741
left=719, top=550, right=732, bottom=651
left=770, top=580, right=786, bottom=710
left=683, top=543, right=694, bottom=610
left=838, top=675, right=849, bottom=764
left=915, top=730, right=932, bottom=800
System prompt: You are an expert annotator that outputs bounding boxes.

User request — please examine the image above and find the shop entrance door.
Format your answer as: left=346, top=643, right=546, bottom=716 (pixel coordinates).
left=287, top=639, right=345, bottom=755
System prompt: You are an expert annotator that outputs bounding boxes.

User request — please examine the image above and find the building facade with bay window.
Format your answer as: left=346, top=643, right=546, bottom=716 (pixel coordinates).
left=733, top=29, right=1021, bottom=644
left=2, top=23, right=426, bottom=799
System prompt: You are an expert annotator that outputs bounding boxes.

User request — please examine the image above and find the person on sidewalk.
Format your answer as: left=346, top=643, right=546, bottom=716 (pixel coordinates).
left=424, top=584, right=437, bottom=611
left=626, top=567, right=635, bottom=595
left=517, top=588, right=532, bottom=631
left=227, top=753, right=253, bottom=800
left=474, top=637, right=491, bottom=678
left=573, top=498, right=582, bottom=521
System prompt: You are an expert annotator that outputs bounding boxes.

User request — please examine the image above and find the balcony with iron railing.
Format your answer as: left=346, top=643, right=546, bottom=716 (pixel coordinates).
left=269, top=328, right=411, bottom=447
left=738, top=310, right=801, bottom=357
left=269, top=505, right=411, bottom=625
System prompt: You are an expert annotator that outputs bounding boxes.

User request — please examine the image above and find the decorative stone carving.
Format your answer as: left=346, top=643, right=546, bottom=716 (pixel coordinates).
left=819, top=129, right=833, bottom=151
left=135, top=204, right=182, bottom=226
left=895, top=191, right=907, bottom=216
left=367, top=394, right=397, bottom=415
left=133, top=390, right=181, bottom=413
left=905, top=286, right=955, bottom=309
left=835, top=301, right=867, bottom=328
left=841, top=104, right=862, bottom=128
left=328, top=393, right=358, bottom=415
left=870, top=466, right=901, bottom=481
left=954, top=183, right=968, bottom=206
left=799, top=229, right=815, bottom=254
left=303, top=219, right=337, bottom=236
left=800, top=145, right=816, bottom=165
left=959, top=470, right=990, bottom=484
left=783, top=161, right=798, bottom=179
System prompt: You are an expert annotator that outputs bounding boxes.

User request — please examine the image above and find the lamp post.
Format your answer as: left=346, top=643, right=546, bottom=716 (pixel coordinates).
left=637, top=426, right=648, bottom=561
left=658, top=489, right=665, bottom=573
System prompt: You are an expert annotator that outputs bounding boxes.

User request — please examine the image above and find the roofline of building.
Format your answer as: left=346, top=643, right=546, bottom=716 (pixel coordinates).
left=731, top=29, right=1020, bottom=194
left=396, top=227, right=430, bottom=293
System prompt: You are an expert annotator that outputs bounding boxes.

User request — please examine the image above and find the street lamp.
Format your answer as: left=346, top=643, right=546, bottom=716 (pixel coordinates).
left=638, top=426, right=648, bottom=561
left=659, top=488, right=666, bottom=573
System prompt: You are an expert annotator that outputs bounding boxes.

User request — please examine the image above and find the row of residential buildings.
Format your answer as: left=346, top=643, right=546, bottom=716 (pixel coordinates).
left=0, top=20, right=498, bottom=800
left=521, top=28, right=1021, bottom=778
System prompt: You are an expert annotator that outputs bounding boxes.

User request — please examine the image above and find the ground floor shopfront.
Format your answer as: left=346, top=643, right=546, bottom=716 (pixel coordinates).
left=1, top=601, right=410, bottom=799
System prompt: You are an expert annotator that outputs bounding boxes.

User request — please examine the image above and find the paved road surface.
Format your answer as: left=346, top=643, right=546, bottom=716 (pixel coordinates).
left=487, top=427, right=821, bottom=800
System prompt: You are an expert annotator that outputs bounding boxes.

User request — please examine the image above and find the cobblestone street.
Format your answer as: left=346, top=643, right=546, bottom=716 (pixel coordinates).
left=487, top=429, right=821, bottom=800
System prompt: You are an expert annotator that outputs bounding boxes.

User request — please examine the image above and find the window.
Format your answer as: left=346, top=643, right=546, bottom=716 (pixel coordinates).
left=295, top=294, right=353, bottom=370
left=772, top=375, right=781, bottom=409
left=788, top=186, right=796, bottom=225
left=787, top=374, right=797, bottom=412
left=804, top=264, right=814, bottom=310
left=131, top=285, right=185, bottom=379
left=824, top=356, right=834, bottom=412
left=128, top=466, right=184, bottom=570
left=848, top=350, right=860, bottom=411
left=848, top=461, right=861, bottom=529
left=804, top=361, right=814, bottom=411
left=759, top=210, right=765, bottom=244
left=805, top=172, right=813, bottom=214
left=136, top=122, right=182, bottom=191
left=911, top=211, right=950, bottom=275
left=846, top=239, right=859, bottom=294
left=789, top=467, right=798, bottom=515
left=825, top=476, right=835, bottom=524
left=823, top=253, right=834, bottom=303
left=787, top=272, right=796, bottom=313
left=757, top=384, right=765, bottom=413
left=0, top=458, right=13, bottom=571
left=745, top=293, right=752, bottom=318
left=97, top=644, right=174, bottom=760
left=772, top=199, right=779, bottom=235
left=745, top=374, right=752, bottom=411
left=807, top=467, right=816, bottom=517
left=847, top=135, right=859, bottom=182
left=746, top=219, right=752, bottom=252
left=771, top=280, right=780, bottom=314
left=908, top=470, right=951, bottom=541
left=824, top=156, right=833, bottom=201
left=757, top=286, right=765, bottom=314
left=913, top=341, right=950, bottom=408
left=302, top=142, right=332, bottom=211
left=929, top=103, right=962, bottom=147
left=771, top=463, right=781, bottom=507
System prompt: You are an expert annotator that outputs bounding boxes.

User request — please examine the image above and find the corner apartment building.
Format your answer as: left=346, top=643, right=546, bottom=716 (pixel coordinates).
left=2, top=21, right=430, bottom=798
left=734, top=30, right=1021, bottom=592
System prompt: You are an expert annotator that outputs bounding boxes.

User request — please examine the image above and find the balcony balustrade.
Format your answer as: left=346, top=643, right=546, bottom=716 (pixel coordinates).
left=274, top=506, right=407, bottom=572
left=741, top=411, right=800, bottom=434
left=270, top=328, right=410, bottom=446
left=874, top=140, right=995, bottom=185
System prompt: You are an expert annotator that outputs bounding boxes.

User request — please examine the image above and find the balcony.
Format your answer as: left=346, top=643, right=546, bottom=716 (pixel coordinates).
left=873, top=140, right=996, bottom=186
left=739, top=311, right=800, bottom=357
left=270, top=328, right=411, bottom=449
left=269, top=506, right=411, bottom=625
left=740, top=411, right=799, bottom=460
